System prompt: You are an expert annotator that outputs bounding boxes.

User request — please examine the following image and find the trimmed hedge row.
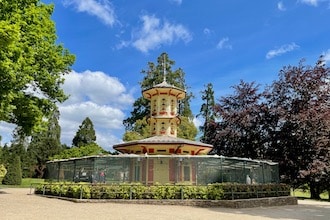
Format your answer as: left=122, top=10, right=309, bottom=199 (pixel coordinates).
left=34, top=182, right=290, bottom=200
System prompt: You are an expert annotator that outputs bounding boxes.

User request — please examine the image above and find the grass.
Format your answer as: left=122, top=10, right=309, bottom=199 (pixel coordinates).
left=0, top=178, right=45, bottom=188
left=291, top=188, right=329, bottom=200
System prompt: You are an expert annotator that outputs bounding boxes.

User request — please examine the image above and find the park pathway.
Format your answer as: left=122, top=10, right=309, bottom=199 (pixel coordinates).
left=1, top=188, right=329, bottom=220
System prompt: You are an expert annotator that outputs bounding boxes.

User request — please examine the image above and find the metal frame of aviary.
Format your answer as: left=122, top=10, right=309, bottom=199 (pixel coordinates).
left=46, top=155, right=279, bottom=185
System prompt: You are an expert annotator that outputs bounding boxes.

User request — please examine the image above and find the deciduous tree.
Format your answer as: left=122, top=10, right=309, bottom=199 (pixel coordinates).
left=50, top=143, right=108, bottom=160
left=264, top=58, right=330, bottom=198
left=0, top=0, right=75, bottom=136
left=207, top=80, right=264, bottom=159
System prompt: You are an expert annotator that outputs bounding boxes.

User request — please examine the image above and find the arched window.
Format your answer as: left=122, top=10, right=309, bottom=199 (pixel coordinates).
left=170, top=99, right=175, bottom=115
left=161, top=122, right=166, bottom=134
left=152, top=100, right=157, bottom=115
left=161, top=98, right=166, bottom=110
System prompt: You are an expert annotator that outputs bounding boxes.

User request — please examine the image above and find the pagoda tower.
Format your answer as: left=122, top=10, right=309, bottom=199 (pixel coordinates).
left=142, top=80, right=184, bottom=138
left=113, top=59, right=212, bottom=155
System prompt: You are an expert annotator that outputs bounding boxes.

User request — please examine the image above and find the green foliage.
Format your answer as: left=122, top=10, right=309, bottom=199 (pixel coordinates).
left=203, top=58, right=330, bottom=198
left=50, top=143, right=108, bottom=160
left=0, top=0, right=75, bottom=135
left=177, top=116, right=198, bottom=141
left=2, top=155, right=22, bottom=185
left=27, top=110, right=62, bottom=177
left=206, top=184, right=224, bottom=200
left=0, top=144, right=10, bottom=165
left=197, top=83, right=216, bottom=142
left=34, top=182, right=289, bottom=200
left=20, top=178, right=44, bottom=187
left=72, top=117, right=96, bottom=147
left=0, top=164, right=7, bottom=178
left=123, top=118, right=150, bottom=141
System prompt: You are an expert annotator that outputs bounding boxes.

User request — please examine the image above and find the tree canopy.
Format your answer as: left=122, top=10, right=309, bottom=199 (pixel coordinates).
left=197, top=83, right=216, bottom=142
left=0, top=0, right=75, bottom=135
left=50, top=143, right=108, bottom=160
left=264, top=58, right=330, bottom=198
left=202, top=57, right=330, bottom=199
left=27, top=110, right=62, bottom=177
left=72, top=117, right=97, bottom=147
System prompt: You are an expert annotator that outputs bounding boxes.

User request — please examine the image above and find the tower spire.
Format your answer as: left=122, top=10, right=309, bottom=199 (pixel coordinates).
left=163, top=54, right=166, bottom=83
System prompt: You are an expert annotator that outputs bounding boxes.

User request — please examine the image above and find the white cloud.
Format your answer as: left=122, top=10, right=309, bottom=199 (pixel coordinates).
left=0, top=122, right=15, bottom=146
left=59, top=101, right=125, bottom=149
left=62, top=70, right=134, bottom=108
left=59, top=70, right=134, bottom=150
left=216, top=37, right=232, bottom=50
left=203, top=28, right=211, bottom=36
left=62, top=0, right=117, bottom=26
left=322, top=49, right=330, bottom=64
left=0, top=70, right=135, bottom=151
left=277, top=1, right=286, bottom=11
left=169, top=0, right=182, bottom=5
left=131, top=14, right=192, bottom=53
left=299, top=0, right=320, bottom=6
left=193, top=117, right=203, bottom=129
left=266, top=43, right=299, bottom=59
left=298, top=0, right=330, bottom=6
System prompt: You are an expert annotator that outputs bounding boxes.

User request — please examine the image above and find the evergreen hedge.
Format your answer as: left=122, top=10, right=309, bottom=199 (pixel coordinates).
left=34, top=182, right=290, bottom=200
left=2, top=155, right=22, bottom=185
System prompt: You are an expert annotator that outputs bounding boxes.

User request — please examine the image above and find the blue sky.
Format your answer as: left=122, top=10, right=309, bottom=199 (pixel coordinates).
left=1, top=0, right=330, bottom=151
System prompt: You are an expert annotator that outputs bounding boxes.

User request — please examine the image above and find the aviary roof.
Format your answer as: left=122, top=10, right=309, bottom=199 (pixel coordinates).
left=113, top=135, right=213, bottom=148
left=143, top=80, right=186, bottom=93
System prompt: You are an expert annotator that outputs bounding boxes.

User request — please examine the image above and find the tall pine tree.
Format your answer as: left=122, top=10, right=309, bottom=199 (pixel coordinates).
left=72, top=117, right=96, bottom=147
left=27, top=109, right=62, bottom=177
left=2, top=155, right=22, bottom=185
left=197, top=83, right=216, bottom=142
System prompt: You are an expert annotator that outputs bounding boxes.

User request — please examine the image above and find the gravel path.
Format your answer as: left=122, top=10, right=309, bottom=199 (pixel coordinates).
left=1, top=188, right=329, bottom=220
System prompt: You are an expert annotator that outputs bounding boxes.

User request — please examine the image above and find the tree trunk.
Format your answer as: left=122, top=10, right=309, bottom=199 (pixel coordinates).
left=309, top=181, right=321, bottom=200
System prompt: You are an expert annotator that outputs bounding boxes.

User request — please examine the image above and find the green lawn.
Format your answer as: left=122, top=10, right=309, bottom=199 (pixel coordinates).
left=291, top=188, right=329, bottom=200
left=0, top=178, right=45, bottom=188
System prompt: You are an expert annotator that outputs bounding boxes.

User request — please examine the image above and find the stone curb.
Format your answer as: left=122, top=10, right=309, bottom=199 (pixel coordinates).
left=36, top=195, right=298, bottom=209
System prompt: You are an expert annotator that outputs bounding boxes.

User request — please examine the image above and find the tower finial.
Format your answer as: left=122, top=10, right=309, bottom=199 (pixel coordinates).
left=163, top=54, right=166, bottom=83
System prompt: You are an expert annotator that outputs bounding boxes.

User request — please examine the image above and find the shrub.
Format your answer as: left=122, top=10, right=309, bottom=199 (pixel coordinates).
left=2, top=155, right=22, bottom=185
left=34, top=182, right=289, bottom=200
left=0, top=164, right=7, bottom=178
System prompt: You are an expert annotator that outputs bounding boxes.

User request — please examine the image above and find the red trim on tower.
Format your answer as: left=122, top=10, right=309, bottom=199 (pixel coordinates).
left=194, top=149, right=204, bottom=155
left=141, top=146, right=147, bottom=154
left=144, top=93, right=151, bottom=99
